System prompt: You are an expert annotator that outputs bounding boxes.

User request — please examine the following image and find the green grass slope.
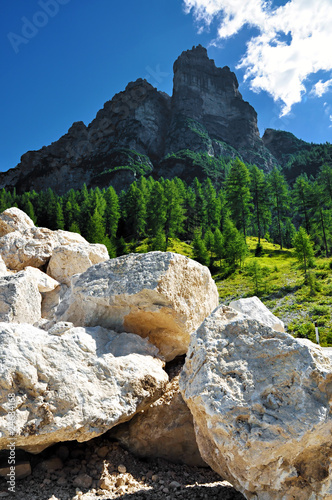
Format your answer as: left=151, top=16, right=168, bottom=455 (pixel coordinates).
left=136, top=237, right=332, bottom=346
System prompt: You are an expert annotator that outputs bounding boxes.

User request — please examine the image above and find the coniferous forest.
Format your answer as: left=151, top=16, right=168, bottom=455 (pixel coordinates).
left=0, top=156, right=332, bottom=340
left=1, top=159, right=331, bottom=265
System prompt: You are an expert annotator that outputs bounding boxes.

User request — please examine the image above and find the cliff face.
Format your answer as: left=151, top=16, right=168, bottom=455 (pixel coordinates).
left=0, top=46, right=278, bottom=194
left=169, top=45, right=259, bottom=151
left=262, top=128, right=311, bottom=166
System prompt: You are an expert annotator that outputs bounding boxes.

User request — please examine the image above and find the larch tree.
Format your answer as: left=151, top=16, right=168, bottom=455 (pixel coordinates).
left=293, top=227, right=315, bottom=275
left=268, top=167, right=290, bottom=249
left=250, top=165, right=271, bottom=244
left=225, top=158, right=252, bottom=240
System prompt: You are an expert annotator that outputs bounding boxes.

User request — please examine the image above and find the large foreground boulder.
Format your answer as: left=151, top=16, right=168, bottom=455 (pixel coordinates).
left=51, top=252, right=219, bottom=361
left=0, top=323, right=168, bottom=453
left=229, top=296, right=284, bottom=332
left=180, top=305, right=332, bottom=500
left=0, top=207, right=35, bottom=237
left=111, top=371, right=206, bottom=467
left=0, top=271, right=41, bottom=323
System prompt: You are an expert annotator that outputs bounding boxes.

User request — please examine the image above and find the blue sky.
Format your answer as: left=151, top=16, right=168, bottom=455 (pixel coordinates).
left=1, top=0, right=332, bottom=172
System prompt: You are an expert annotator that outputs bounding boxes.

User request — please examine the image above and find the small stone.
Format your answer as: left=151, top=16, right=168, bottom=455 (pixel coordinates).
left=117, top=464, right=126, bottom=474
left=96, top=446, right=109, bottom=458
left=163, top=487, right=169, bottom=493
left=73, top=473, right=93, bottom=489
left=57, top=477, right=68, bottom=487
left=169, top=481, right=181, bottom=489
left=151, top=474, right=159, bottom=482
left=41, top=457, right=63, bottom=472
left=0, top=461, right=31, bottom=480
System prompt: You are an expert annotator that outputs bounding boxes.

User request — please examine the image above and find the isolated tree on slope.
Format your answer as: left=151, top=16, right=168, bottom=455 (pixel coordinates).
left=292, top=227, right=315, bottom=275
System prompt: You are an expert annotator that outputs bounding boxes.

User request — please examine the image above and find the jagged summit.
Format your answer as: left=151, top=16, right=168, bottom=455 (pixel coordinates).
left=173, top=45, right=239, bottom=93
left=0, top=46, right=281, bottom=194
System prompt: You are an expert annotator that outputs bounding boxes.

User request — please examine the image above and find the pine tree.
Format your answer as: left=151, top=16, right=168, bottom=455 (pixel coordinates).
left=55, top=201, right=65, bottom=230
left=192, top=178, right=208, bottom=231
left=268, top=167, right=290, bottom=249
left=117, top=236, right=129, bottom=256
left=123, top=183, right=146, bottom=240
left=86, top=209, right=106, bottom=244
left=225, top=158, right=252, bottom=239
left=164, top=179, right=186, bottom=248
left=150, top=229, right=166, bottom=251
left=213, top=228, right=224, bottom=266
left=147, top=181, right=167, bottom=237
left=203, top=178, right=221, bottom=230
left=21, top=197, right=37, bottom=224
left=309, top=182, right=331, bottom=257
left=222, top=218, right=248, bottom=268
left=104, top=186, right=120, bottom=239
left=317, top=164, right=332, bottom=205
left=204, top=228, right=215, bottom=257
left=217, top=189, right=229, bottom=232
left=0, top=189, right=8, bottom=213
left=68, top=221, right=81, bottom=234
left=192, top=229, right=210, bottom=267
left=247, top=260, right=263, bottom=294
left=250, top=165, right=271, bottom=243
left=293, top=227, right=315, bottom=275
left=293, top=174, right=312, bottom=234
left=283, top=218, right=297, bottom=248
left=183, top=187, right=196, bottom=239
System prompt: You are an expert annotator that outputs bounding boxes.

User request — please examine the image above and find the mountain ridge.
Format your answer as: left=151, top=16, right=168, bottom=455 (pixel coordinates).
left=0, top=45, right=329, bottom=194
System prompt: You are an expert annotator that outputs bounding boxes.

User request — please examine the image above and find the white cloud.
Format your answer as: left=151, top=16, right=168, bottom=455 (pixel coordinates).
left=184, top=0, right=332, bottom=115
left=311, top=79, right=332, bottom=98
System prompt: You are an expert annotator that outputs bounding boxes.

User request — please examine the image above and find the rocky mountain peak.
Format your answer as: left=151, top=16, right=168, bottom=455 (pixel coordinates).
left=173, top=44, right=239, bottom=96
left=0, top=46, right=279, bottom=194
left=167, top=45, right=271, bottom=165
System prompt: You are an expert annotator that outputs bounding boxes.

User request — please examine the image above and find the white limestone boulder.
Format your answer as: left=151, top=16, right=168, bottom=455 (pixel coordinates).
left=47, top=243, right=109, bottom=285
left=0, top=207, right=35, bottom=237
left=111, top=373, right=206, bottom=467
left=0, top=226, right=107, bottom=272
left=180, top=305, right=332, bottom=500
left=0, top=271, right=41, bottom=324
left=52, top=252, right=219, bottom=361
left=0, top=323, right=167, bottom=453
left=229, top=296, right=284, bottom=332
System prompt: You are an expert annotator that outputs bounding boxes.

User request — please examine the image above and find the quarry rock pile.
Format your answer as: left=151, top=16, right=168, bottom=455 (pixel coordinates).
left=0, top=207, right=331, bottom=500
